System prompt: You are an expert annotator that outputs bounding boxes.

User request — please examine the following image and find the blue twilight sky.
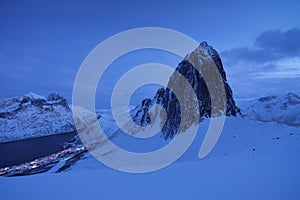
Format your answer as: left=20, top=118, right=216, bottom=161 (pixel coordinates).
left=0, top=0, right=300, bottom=108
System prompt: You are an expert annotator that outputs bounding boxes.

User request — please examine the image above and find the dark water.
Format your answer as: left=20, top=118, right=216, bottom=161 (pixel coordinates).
left=0, top=132, right=77, bottom=168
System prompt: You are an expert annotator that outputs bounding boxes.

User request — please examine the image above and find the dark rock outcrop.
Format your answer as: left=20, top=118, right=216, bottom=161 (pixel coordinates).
left=132, top=42, right=240, bottom=139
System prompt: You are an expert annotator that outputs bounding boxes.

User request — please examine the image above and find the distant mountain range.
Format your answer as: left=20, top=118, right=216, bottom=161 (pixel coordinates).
left=244, top=92, right=300, bottom=126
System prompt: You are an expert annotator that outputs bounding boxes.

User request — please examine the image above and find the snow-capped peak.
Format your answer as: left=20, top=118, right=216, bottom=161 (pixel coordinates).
left=184, top=41, right=221, bottom=64
left=25, top=92, right=46, bottom=100
left=244, top=92, right=300, bottom=126
left=284, top=92, right=300, bottom=104
left=0, top=92, right=75, bottom=143
left=47, top=92, right=65, bottom=102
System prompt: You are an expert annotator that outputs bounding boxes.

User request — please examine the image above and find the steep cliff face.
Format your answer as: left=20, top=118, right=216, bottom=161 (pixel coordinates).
left=132, top=42, right=240, bottom=139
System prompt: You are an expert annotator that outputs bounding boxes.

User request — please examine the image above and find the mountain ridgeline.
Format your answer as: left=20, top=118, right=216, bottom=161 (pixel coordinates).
left=0, top=92, right=75, bottom=143
left=131, top=42, right=240, bottom=139
left=244, top=92, right=300, bottom=126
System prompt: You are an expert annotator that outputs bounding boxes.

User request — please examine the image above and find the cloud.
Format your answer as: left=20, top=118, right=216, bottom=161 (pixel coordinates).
left=222, top=47, right=277, bottom=65
left=255, top=28, right=300, bottom=57
left=250, top=57, right=300, bottom=79
left=221, top=28, right=300, bottom=78
left=220, top=28, right=300, bottom=99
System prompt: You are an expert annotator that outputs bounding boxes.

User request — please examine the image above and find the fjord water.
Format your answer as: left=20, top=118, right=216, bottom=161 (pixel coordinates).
left=0, top=132, right=77, bottom=168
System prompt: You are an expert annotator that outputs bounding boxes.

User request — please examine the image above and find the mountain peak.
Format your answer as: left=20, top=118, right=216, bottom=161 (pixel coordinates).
left=0, top=92, right=74, bottom=143
left=286, top=92, right=300, bottom=99
left=24, top=92, right=46, bottom=100
left=132, top=42, right=240, bottom=139
left=184, top=41, right=210, bottom=60
left=200, top=41, right=208, bottom=47
left=47, top=93, right=64, bottom=101
left=190, top=41, right=220, bottom=59
left=245, top=92, right=300, bottom=126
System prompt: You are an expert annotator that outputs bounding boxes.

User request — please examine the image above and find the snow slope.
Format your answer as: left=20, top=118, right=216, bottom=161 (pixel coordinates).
left=1, top=117, right=299, bottom=200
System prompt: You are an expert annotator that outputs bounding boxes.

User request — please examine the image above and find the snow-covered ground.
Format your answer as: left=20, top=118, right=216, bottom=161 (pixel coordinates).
left=1, top=117, right=299, bottom=200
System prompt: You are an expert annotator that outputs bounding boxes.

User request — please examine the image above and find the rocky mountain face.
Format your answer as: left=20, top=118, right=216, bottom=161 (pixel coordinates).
left=131, top=42, right=240, bottom=139
left=0, top=92, right=75, bottom=143
left=244, top=92, right=300, bottom=126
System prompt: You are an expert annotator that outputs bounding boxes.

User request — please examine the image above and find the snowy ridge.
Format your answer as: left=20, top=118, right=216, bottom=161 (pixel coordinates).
left=243, top=92, right=300, bottom=126
left=0, top=92, right=75, bottom=143
left=0, top=91, right=133, bottom=144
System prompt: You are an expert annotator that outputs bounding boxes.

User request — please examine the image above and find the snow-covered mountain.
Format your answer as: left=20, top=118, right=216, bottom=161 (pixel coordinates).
left=243, top=92, right=300, bottom=126
left=0, top=92, right=75, bottom=143
left=132, top=41, right=240, bottom=139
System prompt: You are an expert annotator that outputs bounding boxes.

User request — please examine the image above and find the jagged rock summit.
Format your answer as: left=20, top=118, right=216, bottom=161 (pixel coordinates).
left=132, top=42, right=240, bottom=139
